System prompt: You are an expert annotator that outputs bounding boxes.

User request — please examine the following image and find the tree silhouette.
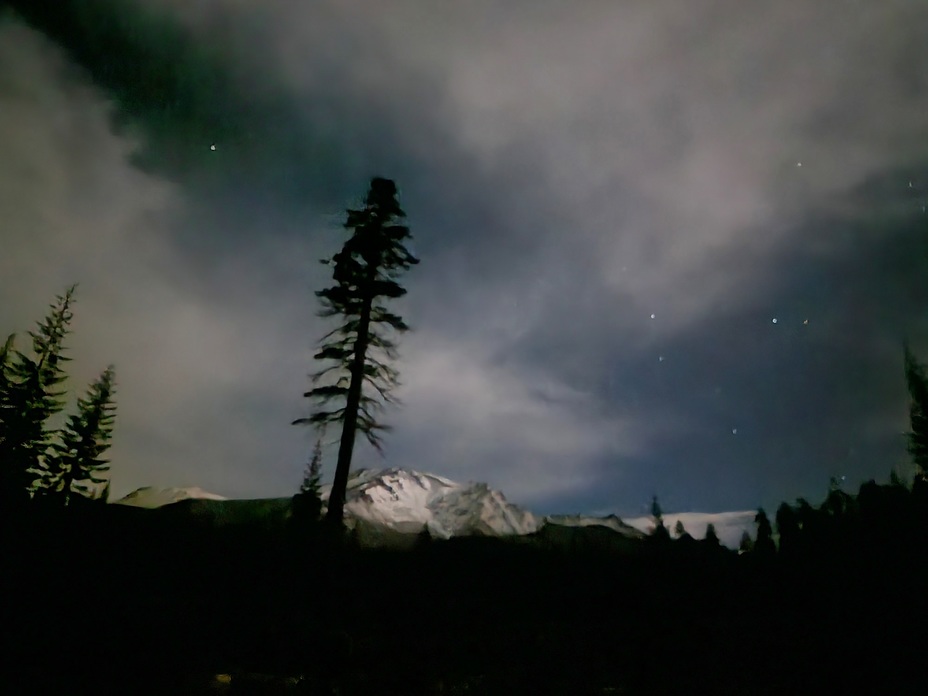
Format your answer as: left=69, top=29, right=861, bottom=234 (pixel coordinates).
left=795, top=497, right=819, bottom=545
left=754, top=508, right=776, bottom=556
left=294, top=178, right=419, bottom=524
left=0, top=333, right=16, bottom=445
left=738, top=530, right=754, bottom=554
left=775, top=502, right=799, bottom=556
left=0, top=287, right=75, bottom=504
left=650, top=495, right=670, bottom=541
left=301, top=437, right=324, bottom=499
left=703, top=522, right=720, bottom=547
left=293, top=436, right=324, bottom=525
left=904, top=343, right=928, bottom=481
left=673, top=519, right=686, bottom=538
left=42, top=366, right=116, bottom=505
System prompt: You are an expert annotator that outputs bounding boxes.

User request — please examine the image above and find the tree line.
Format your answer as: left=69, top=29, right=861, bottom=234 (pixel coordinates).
left=0, top=286, right=116, bottom=508
left=645, top=341, right=928, bottom=562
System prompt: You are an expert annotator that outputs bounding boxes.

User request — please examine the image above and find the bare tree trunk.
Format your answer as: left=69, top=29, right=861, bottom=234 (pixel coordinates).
left=325, top=272, right=375, bottom=525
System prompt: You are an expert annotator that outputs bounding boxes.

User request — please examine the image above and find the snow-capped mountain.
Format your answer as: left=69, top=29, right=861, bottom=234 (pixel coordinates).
left=115, top=486, right=228, bottom=509
left=324, top=467, right=540, bottom=538
left=544, top=513, right=644, bottom=539
left=114, top=470, right=753, bottom=548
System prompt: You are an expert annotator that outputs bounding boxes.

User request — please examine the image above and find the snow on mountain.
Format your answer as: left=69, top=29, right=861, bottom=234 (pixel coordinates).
left=113, top=472, right=756, bottom=549
left=115, top=486, right=227, bottom=509
left=624, top=511, right=757, bottom=549
left=324, top=467, right=540, bottom=538
left=543, top=514, right=644, bottom=539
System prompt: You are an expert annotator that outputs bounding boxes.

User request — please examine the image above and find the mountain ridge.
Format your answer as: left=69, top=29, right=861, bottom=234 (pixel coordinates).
left=115, top=468, right=752, bottom=547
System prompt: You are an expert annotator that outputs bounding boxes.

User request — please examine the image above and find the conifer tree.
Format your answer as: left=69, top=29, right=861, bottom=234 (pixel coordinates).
left=673, top=519, right=686, bottom=538
left=294, top=178, right=419, bottom=524
left=0, top=287, right=75, bottom=503
left=0, top=333, right=16, bottom=445
left=293, top=434, right=322, bottom=534
left=775, top=502, right=799, bottom=555
left=738, top=530, right=754, bottom=554
left=43, top=366, right=116, bottom=505
left=754, top=507, right=776, bottom=556
left=293, top=436, right=324, bottom=525
left=650, top=495, right=670, bottom=541
left=904, top=343, right=928, bottom=480
left=704, top=522, right=720, bottom=546
left=889, top=468, right=909, bottom=489
left=301, top=437, right=324, bottom=499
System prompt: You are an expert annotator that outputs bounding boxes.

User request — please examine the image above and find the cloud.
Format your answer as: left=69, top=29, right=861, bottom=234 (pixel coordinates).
left=150, top=0, right=928, bottom=370
left=383, top=330, right=666, bottom=504
left=3, top=1, right=927, bottom=512
left=0, top=15, right=324, bottom=499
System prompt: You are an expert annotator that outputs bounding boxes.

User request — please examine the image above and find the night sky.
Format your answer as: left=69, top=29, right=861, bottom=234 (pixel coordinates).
left=2, top=0, right=927, bottom=518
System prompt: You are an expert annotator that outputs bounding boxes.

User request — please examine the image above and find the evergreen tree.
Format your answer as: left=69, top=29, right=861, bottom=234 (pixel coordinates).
left=904, top=343, right=928, bottom=481
left=704, top=522, right=720, bottom=546
left=0, top=287, right=75, bottom=503
left=0, top=333, right=16, bottom=446
left=754, top=507, right=776, bottom=556
left=822, top=483, right=854, bottom=521
left=650, top=495, right=670, bottom=541
left=889, top=468, right=909, bottom=490
left=775, top=502, right=800, bottom=556
left=43, top=366, right=116, bottom=505
left=293, top=435, right=322, bottom=528
left=292, top=436, right=324, bottom=526
left=294, top=178, right=419, bottom=525
left=673, top=519, right=686, bottom=538
left=795, top=498, right=818, bottom=535
left=301, top=436, right=324, bottom=499
left=738, top=530, right=754, bottom=554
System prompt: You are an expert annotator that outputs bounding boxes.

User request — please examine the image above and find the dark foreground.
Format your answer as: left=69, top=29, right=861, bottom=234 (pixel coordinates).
left=1, top=500, right=925, bottom=695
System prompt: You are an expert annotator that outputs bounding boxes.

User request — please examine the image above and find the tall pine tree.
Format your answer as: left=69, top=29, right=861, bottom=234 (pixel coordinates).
left=294, top=178, right=419, bottom=524
left=43, top=366, right=116, bottom=505
left=0, top=287, right=75, bottom=504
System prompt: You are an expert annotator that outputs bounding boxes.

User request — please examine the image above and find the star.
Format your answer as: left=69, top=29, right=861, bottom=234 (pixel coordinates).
left=731, top=428, right=738, bottom=435
left=803, top=319, right=809, bottom=325
left=658, top=355, right=665, bottom=362
left=772, top=317, right=778, bottom=324
left=796, top=161, right=802, bottom=167
left=210, top=144, right=217, bottom=151
left=650, top=313, right=656, bottom=320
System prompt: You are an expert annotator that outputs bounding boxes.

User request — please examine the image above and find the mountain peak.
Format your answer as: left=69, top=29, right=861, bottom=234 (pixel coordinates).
left=111, top=470, right=754, bottom=548
left=324, top=466, right=540, bottom=538
left=115, top=486, right=228, bottom=509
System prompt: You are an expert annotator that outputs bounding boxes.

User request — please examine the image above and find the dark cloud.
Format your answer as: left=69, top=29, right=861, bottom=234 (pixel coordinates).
left=3, top=1, right=928, bottom=514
